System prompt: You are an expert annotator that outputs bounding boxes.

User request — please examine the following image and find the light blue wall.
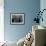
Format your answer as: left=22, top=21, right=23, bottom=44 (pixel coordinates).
left=4, top=0, right=40, bottom=42
left=40, top=0, right=46, bottom=27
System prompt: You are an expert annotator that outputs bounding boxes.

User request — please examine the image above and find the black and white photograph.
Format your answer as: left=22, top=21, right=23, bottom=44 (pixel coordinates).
left=10, top=13, right=25, bottom=25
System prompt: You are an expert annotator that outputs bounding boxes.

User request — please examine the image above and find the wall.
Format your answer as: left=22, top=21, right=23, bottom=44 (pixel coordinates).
left=40, top=0, right=46, bottom=27
left=4, top=0, right=40, bottom=42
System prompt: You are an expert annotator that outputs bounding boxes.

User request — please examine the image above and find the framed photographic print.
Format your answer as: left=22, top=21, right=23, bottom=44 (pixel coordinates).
left=10, top=13, right=25, bottom=25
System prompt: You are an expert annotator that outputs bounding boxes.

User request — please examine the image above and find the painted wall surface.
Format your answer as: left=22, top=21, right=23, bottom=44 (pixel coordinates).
left=4, top=0, right=40, bottom=42
left=40, top=0, right=46, bottom=27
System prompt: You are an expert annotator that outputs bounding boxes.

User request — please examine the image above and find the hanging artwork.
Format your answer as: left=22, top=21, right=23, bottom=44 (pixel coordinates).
left=10, top=13, right=25, bottom=25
